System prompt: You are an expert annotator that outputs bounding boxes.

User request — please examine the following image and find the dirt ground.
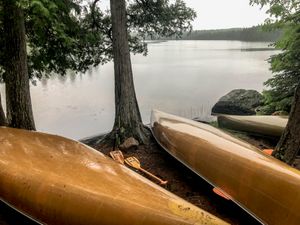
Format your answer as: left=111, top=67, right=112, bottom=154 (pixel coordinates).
left=92, top=134, right=267, bottom=225
left=0, top=129, right=296, bottom=225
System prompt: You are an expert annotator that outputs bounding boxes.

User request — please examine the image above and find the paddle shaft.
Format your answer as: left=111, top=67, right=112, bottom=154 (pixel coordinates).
left=138, top=167, right=168, bottom=185
left=125, top=156, right=168, bottom=185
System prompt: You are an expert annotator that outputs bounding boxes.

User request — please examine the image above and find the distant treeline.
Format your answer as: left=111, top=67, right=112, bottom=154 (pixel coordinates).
left=151, top=26, right=282, bottom=42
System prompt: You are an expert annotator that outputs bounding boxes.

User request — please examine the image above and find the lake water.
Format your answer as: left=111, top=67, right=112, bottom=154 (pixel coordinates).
left=0, top=41, right=277, bottom=140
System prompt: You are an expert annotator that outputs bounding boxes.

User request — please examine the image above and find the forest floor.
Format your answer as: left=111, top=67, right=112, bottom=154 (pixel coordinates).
left=0, top=127, right=298, bottom=225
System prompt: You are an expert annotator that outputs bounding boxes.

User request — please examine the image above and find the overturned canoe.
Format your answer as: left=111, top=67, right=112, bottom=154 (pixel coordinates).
left=151, top=110, right=300, bottom=225
left=0, top=127, right=227, bottom=225
left=217, top=115, right=288, bottom=138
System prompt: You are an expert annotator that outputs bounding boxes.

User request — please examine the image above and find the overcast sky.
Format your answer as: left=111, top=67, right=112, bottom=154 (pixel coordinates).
left=100, top=0, right=268, bottom=30
left=183, top=0, right=268, bottom=30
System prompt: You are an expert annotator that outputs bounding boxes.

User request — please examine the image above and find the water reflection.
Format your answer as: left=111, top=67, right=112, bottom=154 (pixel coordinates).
left=0, top=41, right=277, bottom=140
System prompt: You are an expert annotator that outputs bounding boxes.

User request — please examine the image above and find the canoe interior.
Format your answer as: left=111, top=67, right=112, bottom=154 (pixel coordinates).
left=151, top=110, right=300, bottom=225
left=0, top=127, right=228, bottom=225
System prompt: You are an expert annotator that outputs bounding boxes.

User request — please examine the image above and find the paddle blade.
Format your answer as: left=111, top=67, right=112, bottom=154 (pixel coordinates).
left=110, top=150, right=125, bottom=165
left=125, top=157, right=141, bottom=169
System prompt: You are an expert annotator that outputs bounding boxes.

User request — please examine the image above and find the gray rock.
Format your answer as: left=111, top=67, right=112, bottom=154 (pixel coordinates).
left=272, top=111, right=289, bottom=116
left=212, top=89, right=263, bottom=115
left=119, top=137, right=139, bottom=151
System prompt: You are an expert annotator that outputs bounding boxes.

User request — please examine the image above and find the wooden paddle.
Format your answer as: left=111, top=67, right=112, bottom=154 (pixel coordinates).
left=110, top=150, right=125, bottom=165
left=125, top=157, right=168, bottom=185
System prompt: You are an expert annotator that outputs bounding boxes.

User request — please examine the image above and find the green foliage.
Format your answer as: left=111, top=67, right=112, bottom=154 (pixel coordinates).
left=128, top=0, right=196, bottom=38
left=25, top=0, right=109, bottom=78
left=258, top=90, right=293, bottom=114
left=155, top=26, right=282, bottom=42
left=0, top=0, right=196, bottom=79
left=250, top=0, right=300, bottom=114
left=0, top=0, right=106, bottom=79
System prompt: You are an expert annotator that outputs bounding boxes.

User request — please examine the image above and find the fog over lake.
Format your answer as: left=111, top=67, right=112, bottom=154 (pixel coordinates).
left=0, top=41, right=277, bottom=139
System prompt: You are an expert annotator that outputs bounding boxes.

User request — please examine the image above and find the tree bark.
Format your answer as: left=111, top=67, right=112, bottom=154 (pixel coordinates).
left=273, top=82, right=300, bottom=164
left=0, top=93, right=7, bottom=126
left=2, top=1, right=36, bottom=130
left=109, top=0, right=148, bottom=144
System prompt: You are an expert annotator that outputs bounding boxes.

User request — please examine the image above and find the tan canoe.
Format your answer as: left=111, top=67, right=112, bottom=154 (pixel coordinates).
left=151, top=110, right=300, bottom=225
left=217, top=115, right=288, bottom=137
left=0, top=127, right=228, bottom=225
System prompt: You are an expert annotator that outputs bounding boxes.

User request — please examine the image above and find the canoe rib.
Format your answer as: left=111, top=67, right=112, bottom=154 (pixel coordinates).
left=151, top=110, right=300, bottom=225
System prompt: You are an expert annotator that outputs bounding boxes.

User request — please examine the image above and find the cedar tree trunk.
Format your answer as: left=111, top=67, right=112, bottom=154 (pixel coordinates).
left=109, top=0, right=148, bottom=144
left=273, top=82, right=300, bottom=164
left=0, top=93, right=7, bottom=126
left=3, top=1, right=36, bottom=130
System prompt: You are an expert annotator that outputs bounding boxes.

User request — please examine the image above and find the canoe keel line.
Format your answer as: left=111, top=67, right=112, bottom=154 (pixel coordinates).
left=151, top=110, right=300, bottom=225
left=0, top=127, right=227, bottom=225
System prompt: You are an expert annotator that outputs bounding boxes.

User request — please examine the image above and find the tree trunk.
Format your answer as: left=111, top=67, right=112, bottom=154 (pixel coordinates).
left=2, top=1, right=36, bottom=130
left=109, top=0, right=149, bottom=144
left=273, top=82, right=300, bottom=164
left=0, top=93, right=7, bottom=126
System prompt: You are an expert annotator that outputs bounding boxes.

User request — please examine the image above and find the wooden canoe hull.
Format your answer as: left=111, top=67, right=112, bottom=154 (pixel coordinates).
left=151, top=110, right=300, bottom=225
left=217, top=115, right=288, bottom=137
left=0, top=127, right=227, bottom=225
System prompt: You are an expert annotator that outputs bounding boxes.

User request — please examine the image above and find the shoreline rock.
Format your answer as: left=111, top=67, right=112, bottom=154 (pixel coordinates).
left=212, top=89, right=263, bottom=115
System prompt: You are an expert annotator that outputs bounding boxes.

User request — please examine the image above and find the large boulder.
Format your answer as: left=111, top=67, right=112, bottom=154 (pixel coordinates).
left=212, top=89, right=263, bottom=115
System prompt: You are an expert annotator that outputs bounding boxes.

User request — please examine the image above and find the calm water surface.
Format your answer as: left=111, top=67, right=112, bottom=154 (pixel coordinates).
left=0, top=41, right=277, bottom=139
